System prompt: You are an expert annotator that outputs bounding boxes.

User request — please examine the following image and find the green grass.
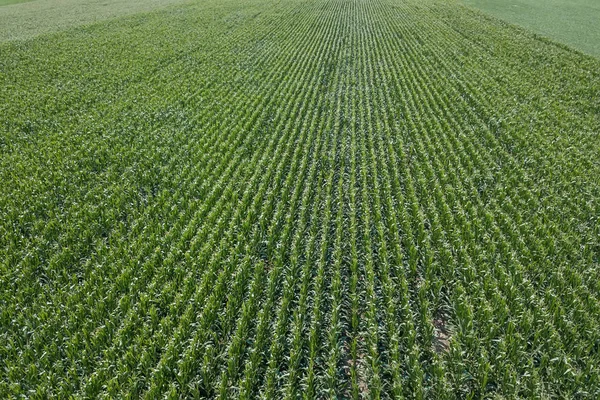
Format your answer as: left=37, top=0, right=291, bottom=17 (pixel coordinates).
left=460, top=0, right=600, bottom=56
left=1, top=0, right=599, bottom=398
left=0, top=0, right=36, bottom=7
left=0, top=0, right=189, bottom=41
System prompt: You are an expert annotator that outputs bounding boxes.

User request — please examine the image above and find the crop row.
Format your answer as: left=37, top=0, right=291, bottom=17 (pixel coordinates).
left=1, top=0, right=599, bottom=398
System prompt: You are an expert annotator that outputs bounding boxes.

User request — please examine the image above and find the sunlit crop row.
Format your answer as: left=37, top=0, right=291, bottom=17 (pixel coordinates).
left=1, top=0, right=599, bottom=397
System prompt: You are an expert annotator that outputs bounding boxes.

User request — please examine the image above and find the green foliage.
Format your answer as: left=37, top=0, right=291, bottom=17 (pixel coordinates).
left=0, top=0, right=36, bottom=7
left=0, top=0, right=189, bottom=41
left=459, top=0, right=600, bottom=57
left=1, top=0, right=599, bottom=398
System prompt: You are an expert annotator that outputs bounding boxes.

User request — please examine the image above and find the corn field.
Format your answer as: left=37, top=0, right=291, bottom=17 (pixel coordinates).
left=1, top=0, right=599, bottom=398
